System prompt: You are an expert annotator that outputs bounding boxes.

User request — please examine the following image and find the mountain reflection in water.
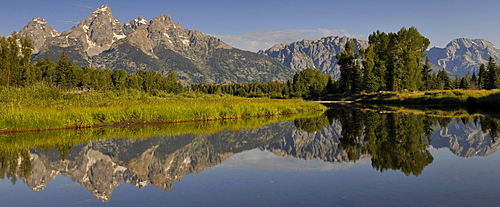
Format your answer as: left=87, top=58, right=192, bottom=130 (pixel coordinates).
left=0, top=105, right=498, bottom=203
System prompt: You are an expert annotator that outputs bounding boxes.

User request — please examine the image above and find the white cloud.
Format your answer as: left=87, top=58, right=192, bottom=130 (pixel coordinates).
left=212, top=29, right=366, bottom=52
left=217, top=148, right=370, bottom=172
left=74, top=4, right=95, bottom=9
left=57, top=20, right=80, bottom=25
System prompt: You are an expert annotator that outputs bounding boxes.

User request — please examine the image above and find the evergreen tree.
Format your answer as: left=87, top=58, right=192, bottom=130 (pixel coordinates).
left=437, top=68, right=451, bottom=90
left=361, top=46, right=379, bottom=93
left=459, top=76, right=471, bottom=89
left=478, top=63, right=487, bottom=89
left=55, top=52, right=74, bottom=88
left=471, top=72, right=478, bottom=90
left=485, top=57, right=500, bottom=90
left=421, top=57, right=433, bottom=91
left=336, top=41, right=359, bottom=94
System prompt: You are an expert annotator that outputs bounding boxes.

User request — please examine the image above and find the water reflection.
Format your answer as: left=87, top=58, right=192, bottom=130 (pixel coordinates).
left=0, top=105, right=499, bottom=202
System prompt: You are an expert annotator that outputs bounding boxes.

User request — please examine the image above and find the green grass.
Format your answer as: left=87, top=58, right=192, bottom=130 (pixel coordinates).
left=0, top=84, right=326, bottom=131
left=343, top=89, right=500, bottom=106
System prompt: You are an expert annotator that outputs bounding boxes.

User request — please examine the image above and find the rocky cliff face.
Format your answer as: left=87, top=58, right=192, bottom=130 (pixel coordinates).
left=426, top=38, right=500, bottom=76
left=22, top=5, right=292, bottom=84
left=258, top=36, right=368, bottom=78
left=18, top=17, right=60, bottom=54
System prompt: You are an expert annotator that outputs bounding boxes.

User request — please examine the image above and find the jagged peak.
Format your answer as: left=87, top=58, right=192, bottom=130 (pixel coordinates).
left=30, top=17, right=47, bottom=24
left=447, top=38, right=495, bottom=48
left=133, top=16, right=149, bottom=26
left=150, top=14, right=175, bottom=26
left=93, top=4, right=111, bottom=14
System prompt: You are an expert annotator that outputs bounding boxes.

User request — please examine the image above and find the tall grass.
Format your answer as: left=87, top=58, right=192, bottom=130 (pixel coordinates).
left=352, top=89, right=500, bottom=105
left=0, top=84, right=326, bottom=131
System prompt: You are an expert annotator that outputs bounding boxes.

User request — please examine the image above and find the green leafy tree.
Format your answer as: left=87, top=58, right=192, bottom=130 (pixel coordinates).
left=292, top=68, right=330, bottom=99
left=361, top=46, right=379, bottom=93
left=112, top=69, right=128, bottom=90
left=336, top=41, right=360, bottom=94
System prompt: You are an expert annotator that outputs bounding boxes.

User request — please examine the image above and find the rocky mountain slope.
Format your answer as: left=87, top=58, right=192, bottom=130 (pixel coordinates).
left=426, top=38, right=500, bottom=76
left=18, top=17, right=60, bottom=54
left=430, top=119, right=500, bottom=157
left=258, top=36, right=368, bottom=78
left=20, top=5, right=293, bottom=84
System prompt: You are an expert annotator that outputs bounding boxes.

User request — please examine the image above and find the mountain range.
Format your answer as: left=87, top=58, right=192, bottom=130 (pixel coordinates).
left=19, top=5, right=292, bottom=84
left=16, top=5, right=500, bottom=83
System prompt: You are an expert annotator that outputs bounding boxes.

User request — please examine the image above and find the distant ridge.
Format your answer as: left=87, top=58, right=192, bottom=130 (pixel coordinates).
left=426, top=38, right=500, bottom=76
left=258, top=36, right=368, bottom=78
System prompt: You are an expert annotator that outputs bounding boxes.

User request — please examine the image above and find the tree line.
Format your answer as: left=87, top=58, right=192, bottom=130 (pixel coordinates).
left=0, top=33, right=183, bottom=94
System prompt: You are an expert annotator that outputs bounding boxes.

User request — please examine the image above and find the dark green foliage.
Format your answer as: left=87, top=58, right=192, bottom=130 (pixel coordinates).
left=292, top=68, right=331, bottom=99
left=459, top=76, right=471, bottom=89
left=437, top=68, right=452, bottom=90
left=478, top=64, right=487, bottom=89
left=0, top=33, right=49, bottom=87
left=329, top=106, right=436, bottom=176
left=0, top=35, right=187, bottom=94
left=336, top=41, right=361, bottom=94
left=334, top=27, right=431, bottom=95
left=294, top=114, right=331, bottom=133
left=484, top=57, right=500, bottom=90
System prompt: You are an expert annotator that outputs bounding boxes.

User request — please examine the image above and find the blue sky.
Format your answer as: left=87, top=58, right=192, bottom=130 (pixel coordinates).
left=2, top=0, right=500, bottom=51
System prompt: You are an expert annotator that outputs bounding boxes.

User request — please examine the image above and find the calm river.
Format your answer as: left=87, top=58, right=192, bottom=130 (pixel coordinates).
left=0, top=105, right=499, bottom=206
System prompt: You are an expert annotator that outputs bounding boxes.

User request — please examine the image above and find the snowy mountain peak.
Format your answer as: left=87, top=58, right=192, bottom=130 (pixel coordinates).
left=18, top=17, right=60, bottom=53
left=93, top=4, right=110, bottom=14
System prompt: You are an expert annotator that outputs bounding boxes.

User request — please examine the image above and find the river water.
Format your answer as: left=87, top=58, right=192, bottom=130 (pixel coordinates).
left=0, top=105, right=499, bottom=206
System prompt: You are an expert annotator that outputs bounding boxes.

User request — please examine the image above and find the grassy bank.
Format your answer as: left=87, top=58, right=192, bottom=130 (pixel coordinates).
left=0, top=84, right=326, bottom=132
left=338, top=89, right=500, bottom=106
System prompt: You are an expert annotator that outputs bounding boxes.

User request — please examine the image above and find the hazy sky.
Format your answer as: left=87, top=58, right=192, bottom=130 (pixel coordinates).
left=2, top=0, right=500, bottom=51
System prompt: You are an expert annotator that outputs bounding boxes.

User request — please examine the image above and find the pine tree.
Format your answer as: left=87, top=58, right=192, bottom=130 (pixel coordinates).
left=485, top=57, right=499, bottom=90
left=478, top=63, right=487, bottom=89
left=336, top=41, right=359, bottom=94
left=471, top=72, right=478, bottom=90
left=421, top=57, right=433, bottom=90
left=459, top=76, right=471, bottom=89
left=437, top=69, right=451, bottom=90
left=361, top=46, right=379, bottom=93
left=55, top=52, right=74, bottom=88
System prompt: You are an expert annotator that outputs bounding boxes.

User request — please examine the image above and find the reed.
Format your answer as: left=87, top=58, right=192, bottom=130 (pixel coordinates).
left=0, top=84, right=326, bottom=131
left=352, top=89, right=500, bottom=105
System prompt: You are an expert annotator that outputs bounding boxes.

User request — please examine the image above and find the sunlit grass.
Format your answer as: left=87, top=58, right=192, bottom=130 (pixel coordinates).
left=0, top=84, right=326, bottom=131
left=353, top=89, right=500, bottom=105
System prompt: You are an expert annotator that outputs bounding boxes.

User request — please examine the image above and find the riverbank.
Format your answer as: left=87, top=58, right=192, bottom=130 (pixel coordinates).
left=0, top=85, right=326, bottom=132
left=334, top=89, right=500, bottom=107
